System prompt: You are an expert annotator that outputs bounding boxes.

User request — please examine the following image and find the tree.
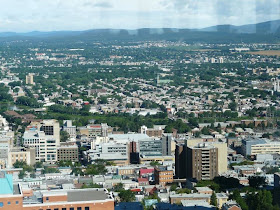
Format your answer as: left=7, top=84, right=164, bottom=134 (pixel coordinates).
left=246, top=190, right=277, bottom=210
left=118, top=190, right=136, bottom=202
left=229, top=190, right=248, bottom=210
left=249, top=176, right=267, bottom=188
left=150, top=161, right=160, bottom=167
left=114, top=183, right=124, bottom=192
left=60, top=130, right=70, bottom=142
left=210, top=192, right=217, bottom=207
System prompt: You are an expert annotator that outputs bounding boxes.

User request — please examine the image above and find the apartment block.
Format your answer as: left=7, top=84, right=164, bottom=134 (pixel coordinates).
left=186, top=144, right=218, bottom=181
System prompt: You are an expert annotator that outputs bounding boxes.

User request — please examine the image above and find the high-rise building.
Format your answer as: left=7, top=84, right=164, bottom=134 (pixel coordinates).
left=23, top=130, right=57, bottom=163
left=129, top=141, right=139, bottom=164
left=25, top=73, right=34, bottom=85
left=186, top=143, right=218, bottom=181
left=175, top=144, right=186, bottom=179
left=161, top=134, right=172, bottom=156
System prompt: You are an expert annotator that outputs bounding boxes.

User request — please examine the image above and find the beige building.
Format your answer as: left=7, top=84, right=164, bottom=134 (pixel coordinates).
left=25, top=73, right=34, bottom=85
left=8, top=147, right=36, bottom=167
left=57, top=145, right=79, bottom=162
left=187, top=144, right=218, bottom=181
left=186, top=139, right=227, bottom=174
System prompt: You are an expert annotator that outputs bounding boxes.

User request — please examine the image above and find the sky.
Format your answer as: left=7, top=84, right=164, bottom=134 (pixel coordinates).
left=0, top=0, right=279, bottom=32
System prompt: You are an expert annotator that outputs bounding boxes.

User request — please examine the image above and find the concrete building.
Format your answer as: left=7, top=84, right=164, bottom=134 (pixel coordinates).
left=30, top=119, right=60, bottom=146
left=140, top=125, right=164, bottom=137
left=186, top=143, right=218, bottom=181
left=57, top=145, right=79, bottom=162
left=0, top=180, right=114, bottom=210
left=242, top=137, right=280, bottom=156
left=154, top=166, right=173, bottom=185
left=161, top=134, right=172, bottom=156
left=175, top=144, right=186, bottom=179
left=79, top=123, right=111, bottom=140
left=25, top=73, right=34, bottom=85
left=87, top=142, right=129, bottom=165
left=274, top=173, right=280, bottom=188
left=23, top=130, right=57, bottom=163
left=8, top=147, right=36, bottom=167
left=139, top=139, right=162, bottom=156
left=63, top=120, right=76, bottom=141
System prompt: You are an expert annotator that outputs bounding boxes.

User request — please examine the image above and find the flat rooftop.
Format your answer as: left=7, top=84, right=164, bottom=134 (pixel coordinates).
left=67, top=189, right=108, bottom=202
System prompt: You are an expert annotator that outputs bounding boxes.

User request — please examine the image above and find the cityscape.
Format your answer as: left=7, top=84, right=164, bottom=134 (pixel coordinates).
left=0, top=1, right=280, bottom=210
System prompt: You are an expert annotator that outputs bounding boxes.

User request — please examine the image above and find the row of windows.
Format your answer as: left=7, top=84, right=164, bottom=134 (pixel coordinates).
left=0, top=201, right=19, bottom=207
left=44, top=207, right=90, bottom=210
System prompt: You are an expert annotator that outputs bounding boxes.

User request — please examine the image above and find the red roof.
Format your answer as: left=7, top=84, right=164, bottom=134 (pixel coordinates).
left=140, top=168, right=154, bottom=176
left=131, top=188, right=141, bottom=192
left=138, top=178, right=149, bottom=183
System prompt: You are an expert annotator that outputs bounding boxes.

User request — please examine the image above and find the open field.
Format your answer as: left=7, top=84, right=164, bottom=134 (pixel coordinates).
left=246, top=50, right=280, bottom=56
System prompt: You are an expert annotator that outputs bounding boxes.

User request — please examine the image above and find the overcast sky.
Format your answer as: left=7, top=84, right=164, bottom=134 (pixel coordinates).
left=0, top=0, right=279, bottom=32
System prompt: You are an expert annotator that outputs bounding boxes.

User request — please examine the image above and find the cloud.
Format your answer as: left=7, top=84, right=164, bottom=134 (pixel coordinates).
left=94, top=2, right=113, bottom=8
left=0, top=0, right=279, bottom=32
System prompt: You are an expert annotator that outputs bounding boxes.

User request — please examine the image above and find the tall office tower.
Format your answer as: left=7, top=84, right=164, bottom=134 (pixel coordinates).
left=175, top=144, right=186, bottom=179
left=186, top=143, right=218, bottom=181
left=161, top=134, right=172, bottom=156
left=40, top=119, right=60, bottom=146
left=25, top=73, right=34, bottom=85
left=129, top=141, right=139, bottom=164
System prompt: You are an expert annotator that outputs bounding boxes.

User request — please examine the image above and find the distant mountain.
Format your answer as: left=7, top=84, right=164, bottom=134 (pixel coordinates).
left=199, top=19, right=280, bottom=34
left=0, top=20, right=279, bottom=44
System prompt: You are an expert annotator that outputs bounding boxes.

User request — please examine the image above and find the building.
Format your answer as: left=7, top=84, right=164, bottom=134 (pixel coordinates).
left=274, top=173, right=280, bottom=188
left=87, top=142, right=129, bottom=165
left=30, top=119, right=60, bottom=146
left=169, top=192, right=211, bottom=204
left=0, top=172, right=13, bottom=195
left=129, top=141, right=140, bottom=164
left=161, top=134, right=172, bottom=156
left=154, top=166, right=173, bottom=185
left=175, top=144, right=186, bottom=179
left=0, top=177, right=114, bottom=210
left=23, top=130, right=57, bottom=163
left=186, top=143, right=218, bottom=181
left=79, top=124, right=111, bottom=140
left=242, top=137, right=280, bottom=156
left=8, top=147, right=36, bottom=167
left=139, top=139, right=162, bottom=156
left=57, top=145, right=79, bottom=162
left=25, top=73, right=34, bottom=85
left=140, top=125, right=164, bottom=137
left=222, top=200, right=242, bottom=210
left=63, top=120, right=76, bottom=141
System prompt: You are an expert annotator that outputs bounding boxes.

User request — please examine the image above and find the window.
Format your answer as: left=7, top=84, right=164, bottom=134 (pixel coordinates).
left=78, top=208, right=82, bottom=210
left=7, top=202, right=10, bottom=205
left=62, top=208, right=66, bottom=210
left=46, top=197, right=49, bottom=201
left=85, top=207, right=90, bottom=210
left=15, top=201, right=19, bottom=204
left=0, top=202, right=3, bottom=207
left=70, top=208, right=74, bottom=210
left=54, top=209, right=59, bottom=210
